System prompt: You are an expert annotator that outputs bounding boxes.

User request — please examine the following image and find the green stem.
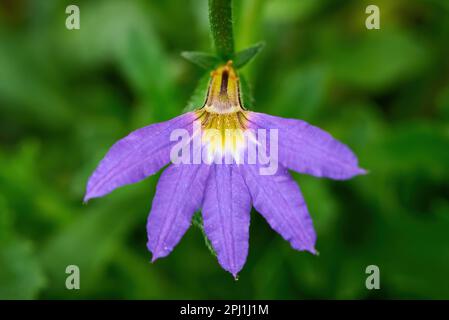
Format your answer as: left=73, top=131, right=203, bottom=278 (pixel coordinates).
left=208, top=0, right=235, bottom=60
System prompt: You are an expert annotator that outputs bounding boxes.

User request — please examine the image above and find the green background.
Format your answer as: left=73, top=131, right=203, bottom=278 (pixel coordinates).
left=1, top=0, right=449, bottom=299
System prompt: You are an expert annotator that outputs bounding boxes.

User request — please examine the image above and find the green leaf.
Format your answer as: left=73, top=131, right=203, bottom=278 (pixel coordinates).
left=268, top=64, right=328, bottom=119
left=39, top=188, right=148, bottom=297
left=294, top=175, right=338, bottom=235
left=64, top=0, right=180, bottom=120
left=436, top=85, right=449, bottom=121
left=116, top=25, right=179, bottom=120
left=233, top=42, right=265, bottom=69
left=0, top=240, right=46, bottom=299
left=181, top=51, right=221, bottom=70
left=252, top=241, right=288, bottom=298
left=327, top=30, right=431, bottom=92
left=0, top=40, right=73, bottom=129
left=373, top=212, right=449, bottom=298
left=374, top=123, right=449, bottom=177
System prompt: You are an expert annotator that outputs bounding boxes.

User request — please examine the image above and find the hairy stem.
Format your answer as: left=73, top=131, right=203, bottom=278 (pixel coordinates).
left=209, top=0, right=235, bottom=59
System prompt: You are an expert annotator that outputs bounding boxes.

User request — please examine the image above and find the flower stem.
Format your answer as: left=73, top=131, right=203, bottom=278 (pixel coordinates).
left=209, top=0, right=235, bottom=60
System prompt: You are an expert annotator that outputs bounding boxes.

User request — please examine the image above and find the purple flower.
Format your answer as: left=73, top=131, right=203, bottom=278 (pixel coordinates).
left=85, top=61, right=365, bottom=278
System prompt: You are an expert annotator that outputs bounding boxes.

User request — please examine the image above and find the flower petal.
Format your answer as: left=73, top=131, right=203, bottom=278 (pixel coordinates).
left=249, top=112, right=366, bottom=179
left=147, top=163, right=210, bottom=262
left=240, top=164, right=317, bottom=253
left=202, top=164, right=251, bottom=278
left=84, top=112, right=195, bottom=201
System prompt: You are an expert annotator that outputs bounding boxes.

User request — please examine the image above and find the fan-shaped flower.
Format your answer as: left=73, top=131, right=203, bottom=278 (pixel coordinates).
left=85, top=61, right=365, bottom=278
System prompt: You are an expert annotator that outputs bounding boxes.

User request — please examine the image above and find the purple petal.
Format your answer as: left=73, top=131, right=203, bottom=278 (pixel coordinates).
left=147, top=163, right=210, bottom=262
left=249, top=112, right=366, bottom=179
left=202, top=164, right=251, bottom=278
left=240, top=164, right=317, bottom=253
left=84, top=112, right=195, bottom=201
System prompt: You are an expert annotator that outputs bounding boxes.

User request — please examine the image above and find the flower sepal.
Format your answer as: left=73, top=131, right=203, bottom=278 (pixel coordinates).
left=181, top=41, right=265, bottom=71
left=233, top=42, right=265, bottom=69
left=181, top=51, right=221, bottom=70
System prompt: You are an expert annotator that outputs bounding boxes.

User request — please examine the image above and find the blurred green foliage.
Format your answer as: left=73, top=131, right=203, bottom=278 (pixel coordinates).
left=1, top=0, right=449, bottom=299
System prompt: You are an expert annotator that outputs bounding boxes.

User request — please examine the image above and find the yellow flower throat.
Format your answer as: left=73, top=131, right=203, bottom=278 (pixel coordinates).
left=195, top=61, right=249, bottom=160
